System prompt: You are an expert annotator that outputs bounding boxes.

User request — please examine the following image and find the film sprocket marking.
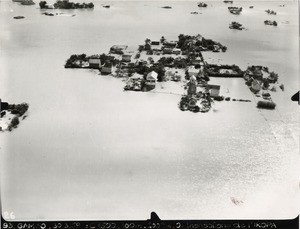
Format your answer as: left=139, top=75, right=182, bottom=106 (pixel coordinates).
left=1, top=213, right=299, bottom=229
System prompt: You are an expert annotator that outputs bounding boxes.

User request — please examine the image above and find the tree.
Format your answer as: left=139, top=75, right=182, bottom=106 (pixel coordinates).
left=145, top=38, right=151, bottom=45
left=39, top=1, right=48, bottom=8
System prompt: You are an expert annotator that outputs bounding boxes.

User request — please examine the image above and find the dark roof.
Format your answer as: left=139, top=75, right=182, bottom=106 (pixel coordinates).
left=151, top=41, right=160, bottom=45
left=207, top=84, right=220, bottom=89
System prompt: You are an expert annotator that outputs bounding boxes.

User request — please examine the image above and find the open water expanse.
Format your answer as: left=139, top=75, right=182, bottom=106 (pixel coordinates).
left=0, top=0, right=299, bottom=220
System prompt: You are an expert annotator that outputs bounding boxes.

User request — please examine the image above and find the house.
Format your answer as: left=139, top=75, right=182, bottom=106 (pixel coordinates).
left=172, top=48, right=181, bottom=55
left=164, top=41, right=177, bottom=48
left=163, top=48, right=173, bottom=54
left=151, top=41, right=160, bottom=46
left=247, top=68, right=263, bottom=80
left=146, top=71, right=158, bottom=82
left=122, top=54, right=132, bottom=62
left=130, top=73, right=144, bottom=80
left=251, top=79, right=261, bottom=92
left=206, top=84, right=221, bottom=98
left=110, top=45, right=128, bottom=54
left=101, top=64, right=112, bottom=74
left=188, top=76, right=197, bottom=95
left=191, top=57, right=202, bottom=65
left=188, top=67, right=199, bottom=77
left=0, top=99, right=9, bottom=110
left=88, top=58, right=101, bottom=69
left=144, top=71, right=158, bottom=91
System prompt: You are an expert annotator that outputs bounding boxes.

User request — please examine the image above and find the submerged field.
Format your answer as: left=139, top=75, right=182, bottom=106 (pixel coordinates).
left=0, top=0, right=299, bottom=220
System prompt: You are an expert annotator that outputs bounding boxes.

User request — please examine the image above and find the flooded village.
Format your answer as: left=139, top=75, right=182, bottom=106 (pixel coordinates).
left=1, top=0, right=299, bottom=221
left=64, top=33, right=283, bottom=113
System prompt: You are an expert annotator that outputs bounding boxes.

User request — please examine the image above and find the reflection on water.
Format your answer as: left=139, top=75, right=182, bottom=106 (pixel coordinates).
left=0, top=0, right=299, bottom=220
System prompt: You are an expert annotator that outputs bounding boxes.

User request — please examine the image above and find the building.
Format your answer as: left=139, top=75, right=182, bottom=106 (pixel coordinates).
left=144, top=71, right=158, bottom=91
left=251, top=79, right=261, bottom=92
left=246, top=68, right=263, bottom=80
left=110, top=45, right=128, bottom=54
left=88, top=58, right=101, bottom=69
left=146, top=71, right=158, bottom=82
left=191, top=57, right=202, bottom=66
left=122, top=54, right=132, bottom=62
left=172, top=48, right=181, bottom=55
left=0, top=99, right=8, bottom=110
left=187, top=76, right=197, bottom=95
left=101, top=64, right=112, bottom=74
left=151, top=41, right=160, bottom=46
left=164, top=41, right=177, bottom=48
left=206, top=84, right=221, bottom=98
left=163, top=48, right=172, bottom=54
left=188, top=67, right=199, bottom=77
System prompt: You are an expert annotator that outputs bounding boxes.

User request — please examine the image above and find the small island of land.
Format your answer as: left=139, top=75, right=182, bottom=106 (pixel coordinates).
left=39, top=0, right=93, bottom=9
left=198, top=2, right=208, bottom=7
left=64, top=32, right=283, bottom=112
left=229, top=21, right=245, bottom=30
left=0, top=100, right=29, bottom=132
left=228, top=6, right=242, bottom=15
left=265, top=9, right=277, bottom=15
left=13, top=16, right=25, bottom=19
left=264, top=20, right=277, bottom=26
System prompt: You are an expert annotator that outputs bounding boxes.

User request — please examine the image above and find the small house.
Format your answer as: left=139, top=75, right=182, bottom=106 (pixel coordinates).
left=251, top=79, right=261, bottom=92
left=191, top=57, right=202, bottom=66
left=89, top=58, right=101, bottom=69
left=146, top=71, right=158, bottom=82
left=188, top=67, right=199, bottom=77
left=101, top=64, right=112, bottom=74
left=151, top=41, right=160, bottom=46
left=0, top=99, right=9, bottom=110
left=172, top=48, right=181, bottom=55
left=163, top=48, right=173, bottom=54
left=122, top=54, right=132, bottom=62
left=247, top=68, right=263, bottom=80
left=188, top=76, right=197, bottom=95
left=164, top=41, right=177, bottom=48
left=144, top=71, right=158, bottom=91
left=206, top=84, right=220, bottom=98
left=110, top=45, right=128, bottom=54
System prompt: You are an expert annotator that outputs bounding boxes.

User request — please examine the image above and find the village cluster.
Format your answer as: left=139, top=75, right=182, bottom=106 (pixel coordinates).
left=5, top=0, right=286, bottom=131
left=64, top=33, right=283, bottom=113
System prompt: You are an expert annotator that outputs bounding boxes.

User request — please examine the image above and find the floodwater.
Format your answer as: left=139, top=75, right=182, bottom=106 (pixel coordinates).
left=0, top=0, right=299, bottom=220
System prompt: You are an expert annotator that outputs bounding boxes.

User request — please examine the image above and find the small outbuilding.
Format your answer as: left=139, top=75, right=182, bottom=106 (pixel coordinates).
left=206, top=84, right=221, bottom=98
left=251, top=79, right=261, bottom=93
left=151, top=41, right=160, bottom=46
left=101, top=64, right=113, bottom=74
left=122, top=54, right=132, bottom=62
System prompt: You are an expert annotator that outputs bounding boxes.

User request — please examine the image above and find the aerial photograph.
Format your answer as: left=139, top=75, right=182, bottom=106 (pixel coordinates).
left=0, top=0, right=299, bottom=221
